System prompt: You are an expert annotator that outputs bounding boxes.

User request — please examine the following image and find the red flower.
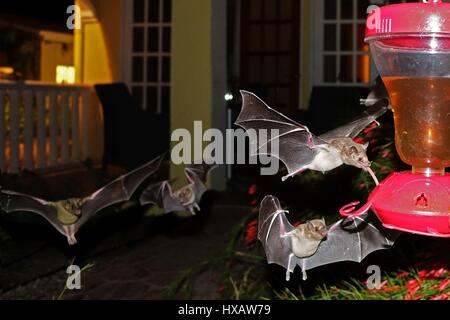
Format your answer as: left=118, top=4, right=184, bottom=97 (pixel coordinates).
left=396, top=271, right=409, bottom=279
left=248, top=184, right=257, bottom=196
left=418, top=270, right=430, bottom=279
left=438, top=279, right=450, bottom=292
left=430, top=294, right=449, bottom=300
left=418, top=268, right=448, bottom=279
left=431, top=268, right=447, bottom=278
left=363, top=122, right=378, bottom=135
left=250, top=199, right=258, bottom=206
left=404, top=294, right=424, bottom=300
left=245, top=219, right=258, bottom=246
left=354, top=137, right=365, bottom=144
left=378, top=280, right=389, bottom=289
left=382, top=286, right=401, bottom=292
left=405, top=279, right=421, bottom=295
left=380, top=149, right=393, bottom=159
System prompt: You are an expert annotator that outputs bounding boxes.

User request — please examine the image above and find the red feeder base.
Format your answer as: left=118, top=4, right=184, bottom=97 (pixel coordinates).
left=340, top=171, right=450, bottom=237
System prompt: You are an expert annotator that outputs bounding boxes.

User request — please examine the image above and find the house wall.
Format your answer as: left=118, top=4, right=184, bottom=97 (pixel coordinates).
left=75, top=0, right=127, bottom=84
left=76, top=0, right=228, bottom=189
left=171, top=0, right=227, bottom=190
left=39, top=32, right=74, bottom=83
left=74, top=0, right=122, bottom=164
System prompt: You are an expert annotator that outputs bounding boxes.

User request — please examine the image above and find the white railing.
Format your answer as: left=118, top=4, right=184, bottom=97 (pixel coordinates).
left=0, top=81, right=93, bottom=174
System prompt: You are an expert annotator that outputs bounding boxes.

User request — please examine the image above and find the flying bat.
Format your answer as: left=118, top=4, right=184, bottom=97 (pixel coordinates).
left=235, top=91, right=389, bottom=184
left=140, top=162, right=217, bottom=215
left=0, top=155, right=164, bottom=245
left=258, top=195, right=400, bottom=281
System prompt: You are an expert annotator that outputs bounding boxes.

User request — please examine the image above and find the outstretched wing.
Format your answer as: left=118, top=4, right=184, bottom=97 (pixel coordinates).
left=140, top=180, right=168, bottom=207
left=77, top=154, right=164, bottom=229
left=185, top=162, right=217, bottom=183
left=184, top=162, right=217, bottom=203
left=319, top=99, right=389, bottom=142
left=236, top=91, right=320, bottom=179
left=296, top=213, right=400, bottom=274
left=140, top=180, right=184, bottom=213
left=258, top=195, right=296, bottom=269
left=0, top=190, right=64, bottom=235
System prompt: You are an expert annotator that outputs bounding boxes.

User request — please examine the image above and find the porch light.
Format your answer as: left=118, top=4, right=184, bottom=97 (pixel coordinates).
left=56, top=65, right=76, bottom=84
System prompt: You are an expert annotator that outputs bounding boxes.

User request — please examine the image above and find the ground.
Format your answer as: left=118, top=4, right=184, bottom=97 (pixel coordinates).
left=0, top=166, right=249, bottom=299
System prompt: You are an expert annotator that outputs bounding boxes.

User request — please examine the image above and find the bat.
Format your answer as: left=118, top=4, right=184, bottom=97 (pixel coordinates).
left=258, top=195, right=400, bottom=281
left=361, top=76, right=390, bottom=108
left=235, top=91, right=389, bottom=184
left=0, top=155, right=164, bottom=245
left=139, top=162, right=217, bottom=215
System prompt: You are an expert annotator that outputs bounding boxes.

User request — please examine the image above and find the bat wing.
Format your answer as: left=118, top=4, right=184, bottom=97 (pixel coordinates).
left=362, top=76, right=390, bottom=107
left=140, top=180, right=184, bottom=213
left=185, top=162, right=217, bottom=183
left=319, top=99, right=389, bottom=142
left=296, top=213, right=400, bottom=274
left=236, top=91, right=320, bottom=178
left=184, top=163, right=217, bottom=203
left=0, top=190, right=64, bottom=235
left=258, top=195, right=296, bottom=269
left=76, top=155, right=163, bottom=229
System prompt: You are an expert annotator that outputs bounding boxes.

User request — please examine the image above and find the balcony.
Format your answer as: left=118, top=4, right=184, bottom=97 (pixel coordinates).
left=0, top=80, right=98, bottom=174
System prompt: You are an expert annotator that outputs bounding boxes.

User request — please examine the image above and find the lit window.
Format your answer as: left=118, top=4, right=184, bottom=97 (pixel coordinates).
left=56, top=65, right=76, bottom=84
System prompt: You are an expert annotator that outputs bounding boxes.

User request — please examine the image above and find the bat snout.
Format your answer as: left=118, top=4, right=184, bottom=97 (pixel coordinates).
left=319, top=228, right=328, bottom=238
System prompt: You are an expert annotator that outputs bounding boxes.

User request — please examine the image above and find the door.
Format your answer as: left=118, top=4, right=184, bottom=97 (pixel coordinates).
left=240, top=0, right=301, bottom=115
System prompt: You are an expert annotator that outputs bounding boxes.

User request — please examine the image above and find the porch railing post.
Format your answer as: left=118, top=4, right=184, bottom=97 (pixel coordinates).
left=71, top=91, right=81, bottom=161
left=61, top=91, right=70, bottom=163
left=0, top=90, right=4, bottom=172
left=49, top=91, right=58, bottom=166
left=23, top=89, right=34, bottom=170
left=82, top=89, right=91, bottom=161
left=36, top=91, right=47, bottom=169
left=9, top=90, right=20, bottom=174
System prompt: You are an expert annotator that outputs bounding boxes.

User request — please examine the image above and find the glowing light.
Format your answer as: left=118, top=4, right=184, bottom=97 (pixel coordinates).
left=0, top=67, right=14, bottom=75
left=427, top=128, right=433, bottom=144
left=429, top=38, right=439, bottom=50
left=224, top=93, right=233, bottom=101
left=56, top=65, right=76, bottom=84
left=426, top=15, right=442, bottom=33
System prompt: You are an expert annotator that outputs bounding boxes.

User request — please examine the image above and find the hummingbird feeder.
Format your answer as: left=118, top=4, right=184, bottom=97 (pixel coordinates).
left=340, top=0, right=450, bottom=237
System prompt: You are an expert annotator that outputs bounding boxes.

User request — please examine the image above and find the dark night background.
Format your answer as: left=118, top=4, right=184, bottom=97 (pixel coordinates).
left=0, top=1, right=73, bottom=31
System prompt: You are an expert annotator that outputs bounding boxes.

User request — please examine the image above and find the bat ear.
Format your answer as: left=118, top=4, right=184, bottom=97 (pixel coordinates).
left=363, top=142, right=369, bottom=150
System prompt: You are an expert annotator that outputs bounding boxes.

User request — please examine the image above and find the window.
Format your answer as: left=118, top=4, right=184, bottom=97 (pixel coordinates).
left=127, top=0, right=171, bottom=113
left=313, top=0, right=417, bottom=86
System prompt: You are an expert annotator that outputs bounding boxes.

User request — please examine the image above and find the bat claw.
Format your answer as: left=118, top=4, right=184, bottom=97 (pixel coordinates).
left=67, top=236, right=77, bottom=245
